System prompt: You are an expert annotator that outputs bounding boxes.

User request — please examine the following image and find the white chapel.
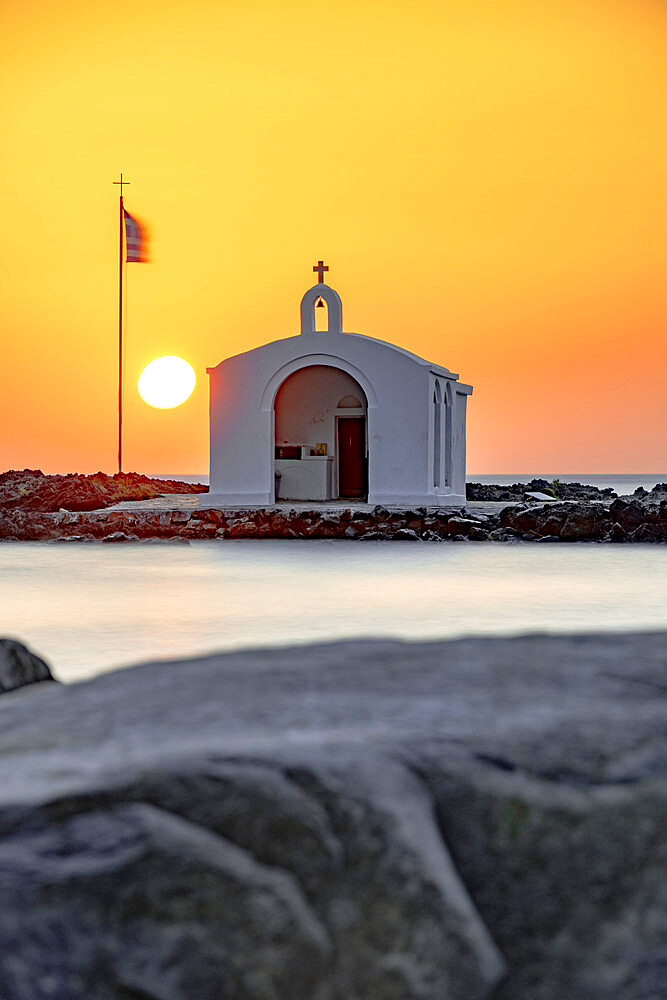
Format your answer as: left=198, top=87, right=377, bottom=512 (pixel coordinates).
left=206, top=263, right=472, bottom=507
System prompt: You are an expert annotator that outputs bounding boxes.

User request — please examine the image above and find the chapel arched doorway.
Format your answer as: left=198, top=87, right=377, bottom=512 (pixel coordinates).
left=274, top=364, right=368, bottom=501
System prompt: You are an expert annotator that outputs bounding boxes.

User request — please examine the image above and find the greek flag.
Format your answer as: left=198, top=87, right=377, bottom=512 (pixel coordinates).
left=123, top=209, right=148, bottom=263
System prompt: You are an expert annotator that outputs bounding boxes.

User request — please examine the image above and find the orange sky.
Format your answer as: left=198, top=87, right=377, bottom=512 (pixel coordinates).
left=1, top=0, right=666, bottom=475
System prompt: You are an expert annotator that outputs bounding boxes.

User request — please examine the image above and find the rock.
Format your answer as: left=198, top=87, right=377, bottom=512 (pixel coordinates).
left=268, top=514, right=290, bottom=535
left=608, top=499, right=647, bottom=532
left=559, top=505, right=610, bottom=542
left=0, top=638, right=56, bottom=693
left=313, top=517, right=341, bottom=538
left=488, top=527, right=522, bottom=542
left=524, top=491, right=558, bottom=502
left=101, top=531, right=140, bottom=543
left=190, top=509, right=218, bottom=523
left=501, top=503, right=613, bottom=543
left=0, top=469, right=207, bottom=514
left=225, top=519, right=259, bottom=539
left=183, top=519, right=218, bottom=538
left=467, top=480, right=617, bottom=503
left=0, top=633, right=665, bottom=999
left=4, top=803, right=333, bottom=1000
left=49, top=534, right=97, bottom=544
left=467, top=511, right=492, bottom=524
left=629, top=522, right=667, bottom=543
left=499, top=504, right=550, bottom=532
left=445, top=517, right=484, bottom=537
left=607, top=522, right=628, bottom=543
left=405, top=518, right=423, bottom=531
left=538, top=515, right=564, bottom=538
left=466, top=483, right=526, bottom=502
left=394, top=527, right=421, bottom=540
left=423, top=529, right=446, bottom=541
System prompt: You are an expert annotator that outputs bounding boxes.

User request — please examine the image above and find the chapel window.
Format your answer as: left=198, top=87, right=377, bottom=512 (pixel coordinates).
left=315, top=296, right=329, bottom=331
left=337, top=394, right=363, bottom=408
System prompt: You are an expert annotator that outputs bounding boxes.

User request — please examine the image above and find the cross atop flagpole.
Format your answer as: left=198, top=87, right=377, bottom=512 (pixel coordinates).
left=113, top=173, right=130, bottom=197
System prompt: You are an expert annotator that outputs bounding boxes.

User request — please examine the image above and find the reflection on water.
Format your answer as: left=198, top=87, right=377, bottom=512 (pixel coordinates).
left=1, top=541, right=666, bottom=682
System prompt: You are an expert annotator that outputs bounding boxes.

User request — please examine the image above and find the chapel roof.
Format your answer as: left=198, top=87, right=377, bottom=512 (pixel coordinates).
left=207, top=276, right=458, bottom=379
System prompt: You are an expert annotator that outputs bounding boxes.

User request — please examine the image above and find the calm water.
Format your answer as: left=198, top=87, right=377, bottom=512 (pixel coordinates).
left=1, top=541, right=665, bottom=683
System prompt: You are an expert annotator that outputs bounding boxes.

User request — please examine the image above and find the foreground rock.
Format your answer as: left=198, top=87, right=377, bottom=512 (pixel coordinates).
left=0, top=469, right=207, bottom=513
left=0, top=638, right=55, bottom=693
left=0, top=632, right=665, bottom=999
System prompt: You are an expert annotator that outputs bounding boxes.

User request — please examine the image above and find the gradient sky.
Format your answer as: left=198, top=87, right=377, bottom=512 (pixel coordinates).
left=1, top=0, right=666, bottom=475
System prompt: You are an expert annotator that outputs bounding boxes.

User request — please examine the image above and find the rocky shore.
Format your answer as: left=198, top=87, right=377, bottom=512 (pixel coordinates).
left=0, top=631, right=665, bottom=1000
left=1, top=471, right=665, bottom=542
left=1, top=495, right=666, bottom=543
left=0, top=469, right=207, bottom=513
left=465, top=477, right=621, bottom=502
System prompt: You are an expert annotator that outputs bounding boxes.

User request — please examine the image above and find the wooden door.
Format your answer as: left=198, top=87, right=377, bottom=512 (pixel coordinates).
left=338, top=417, right=366, bottom=498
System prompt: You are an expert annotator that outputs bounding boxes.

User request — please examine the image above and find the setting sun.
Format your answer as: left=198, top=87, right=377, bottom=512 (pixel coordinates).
left=137, top=356, right=196, bottom=409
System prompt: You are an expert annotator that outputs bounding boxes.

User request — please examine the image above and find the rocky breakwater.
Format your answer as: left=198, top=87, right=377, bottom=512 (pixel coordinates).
left=0, top=631, right=665, bottom=1000
left=497, top=496, right=667, bottom=543
left=2, top=497, right=667, bottom=543
left=0, top=504, right=491, bottom=543
left=466, top=478, right=618, bottom=502
left=0, top=469, right=207, bottom=513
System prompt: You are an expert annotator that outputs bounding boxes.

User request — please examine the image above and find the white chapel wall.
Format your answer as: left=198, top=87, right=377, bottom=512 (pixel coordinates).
left=275, top=365, right=366, bottom=455
left=451, top=389, right=468, bottom=495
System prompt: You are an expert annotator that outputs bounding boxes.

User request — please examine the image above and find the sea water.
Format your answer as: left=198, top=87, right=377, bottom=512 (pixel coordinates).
left=1, top=541, right=665, bottom=683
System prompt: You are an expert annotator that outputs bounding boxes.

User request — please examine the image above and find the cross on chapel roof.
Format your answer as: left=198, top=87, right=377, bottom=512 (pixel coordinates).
left=313, top=260, right=329, bottom=283
left=301, top=264, right=342, bottom=334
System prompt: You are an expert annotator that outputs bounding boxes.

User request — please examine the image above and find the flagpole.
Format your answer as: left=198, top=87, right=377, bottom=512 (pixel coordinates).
left=118, top=187, right=124, bottom=474
left=113, top=173, right=130, bottom=474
